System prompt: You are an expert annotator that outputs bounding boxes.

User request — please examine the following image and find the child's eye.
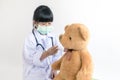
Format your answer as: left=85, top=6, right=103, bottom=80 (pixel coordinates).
left=41, top=23, right=46, bottom=25
left=47, top=22, right=51, bottom=25
left=42, top=24, right=46, bottom=26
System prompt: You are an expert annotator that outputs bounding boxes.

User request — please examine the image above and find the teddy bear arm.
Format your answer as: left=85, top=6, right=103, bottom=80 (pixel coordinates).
left=76, top=52, right=93, bottom=80
left=81, top=52, right=92, bottom=69
left=52, top=55, right=64, bottom=70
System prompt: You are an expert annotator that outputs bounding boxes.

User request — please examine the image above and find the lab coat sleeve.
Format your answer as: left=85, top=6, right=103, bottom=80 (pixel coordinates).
left=23, top=35, right=46, bottom=67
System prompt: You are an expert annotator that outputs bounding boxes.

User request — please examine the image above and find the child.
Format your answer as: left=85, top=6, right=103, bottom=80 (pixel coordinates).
left=23, top=5, right=63, bottom=80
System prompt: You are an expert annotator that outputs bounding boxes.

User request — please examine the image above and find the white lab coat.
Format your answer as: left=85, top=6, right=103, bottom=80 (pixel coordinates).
left=23, top=29, right=63, bottom=80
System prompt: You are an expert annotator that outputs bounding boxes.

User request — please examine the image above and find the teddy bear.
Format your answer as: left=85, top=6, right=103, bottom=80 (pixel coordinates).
left=52, top=23, right=93, bottom=80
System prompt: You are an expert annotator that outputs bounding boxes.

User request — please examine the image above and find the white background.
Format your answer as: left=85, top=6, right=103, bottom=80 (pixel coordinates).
left=0, top=0, right=120, bottom=80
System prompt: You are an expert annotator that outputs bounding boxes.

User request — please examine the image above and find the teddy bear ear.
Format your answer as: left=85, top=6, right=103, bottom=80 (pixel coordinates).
left=64, top=25, right=69, bottom=31
left=78, top=24, right=89, bottom=41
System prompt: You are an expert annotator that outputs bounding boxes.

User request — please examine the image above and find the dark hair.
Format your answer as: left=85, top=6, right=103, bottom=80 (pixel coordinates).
left=33, top=5, right=53, bottom=22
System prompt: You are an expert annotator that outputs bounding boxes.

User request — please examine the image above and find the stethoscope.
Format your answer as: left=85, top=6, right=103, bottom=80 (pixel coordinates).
left=32, top=29, right=54, bottom=72
left=32, top=29, right=54, bottom=50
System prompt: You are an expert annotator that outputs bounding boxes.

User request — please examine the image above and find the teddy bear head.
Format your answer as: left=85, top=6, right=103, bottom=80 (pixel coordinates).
left=59, top=23, right=90, bottom=51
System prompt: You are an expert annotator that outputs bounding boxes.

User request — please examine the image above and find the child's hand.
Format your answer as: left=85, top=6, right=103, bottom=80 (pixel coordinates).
left=47, top=46, right=58, bottom=55
left=40, top=46, right=58, bottom=61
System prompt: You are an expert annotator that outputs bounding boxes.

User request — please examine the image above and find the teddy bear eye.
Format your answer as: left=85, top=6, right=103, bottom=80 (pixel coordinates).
left=69, top=37, right=72, bottom=40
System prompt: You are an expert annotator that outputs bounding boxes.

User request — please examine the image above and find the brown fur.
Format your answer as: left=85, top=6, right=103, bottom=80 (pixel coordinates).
left=52, top=23, right=93, bottom=80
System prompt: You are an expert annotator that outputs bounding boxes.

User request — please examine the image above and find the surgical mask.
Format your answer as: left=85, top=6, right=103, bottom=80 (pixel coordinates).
left=37, top=25, right=54, bottom=35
